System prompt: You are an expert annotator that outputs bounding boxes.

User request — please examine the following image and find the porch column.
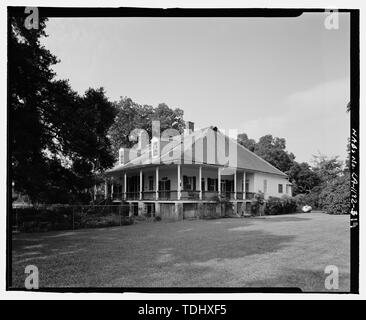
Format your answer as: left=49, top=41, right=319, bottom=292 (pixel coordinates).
left=218, top=167, right=221, bottom=196
left=139, top=169, right=143, bottom=200
left=199, top=166, right=202, bottom=200
left=111, top=178, right=114, bottom=200
left=104, top=179, right=108, bottom=200
left=243, top=171, right=246, bottom=200
left=177, top=164, right=181, bottom=200
left=124, top=172, right=127, bottom=200
left=155, top=166, right=159, bottom=200
left=234, top=170, right=237, bottom=200
left=94, top=184, right=97, bottom=201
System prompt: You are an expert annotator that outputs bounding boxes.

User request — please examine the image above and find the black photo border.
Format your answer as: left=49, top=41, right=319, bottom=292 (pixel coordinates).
left=6, top=6, right=360, bottom=294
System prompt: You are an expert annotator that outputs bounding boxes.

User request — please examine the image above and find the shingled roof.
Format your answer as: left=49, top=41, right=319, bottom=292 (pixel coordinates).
left=107, top=126, right=287, bottom=177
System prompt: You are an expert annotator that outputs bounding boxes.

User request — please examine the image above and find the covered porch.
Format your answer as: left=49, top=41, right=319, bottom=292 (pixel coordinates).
left=104, top=164, right=255, bottom=202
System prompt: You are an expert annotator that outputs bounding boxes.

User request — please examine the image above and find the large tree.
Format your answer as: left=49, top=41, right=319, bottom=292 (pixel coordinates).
left=254, top=135, right=295, bottom=172
left=286, top=161, right=321, bottom=195
left=10, top=17, right=116, bottom=203
left=237, top=133, right=256, bottom=152
left=109, top=98, right=185, bottom=157
left=311, top=154, right=344, bottom=185
left=237, top=133, right=295, bottom=172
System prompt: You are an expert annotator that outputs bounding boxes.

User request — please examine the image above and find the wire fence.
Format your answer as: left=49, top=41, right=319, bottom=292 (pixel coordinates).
left=11, top=204, right=134, bottom=233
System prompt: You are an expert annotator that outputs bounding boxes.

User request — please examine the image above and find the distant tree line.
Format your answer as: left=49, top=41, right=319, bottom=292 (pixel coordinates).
left=237, top=121, right=350, bottom=215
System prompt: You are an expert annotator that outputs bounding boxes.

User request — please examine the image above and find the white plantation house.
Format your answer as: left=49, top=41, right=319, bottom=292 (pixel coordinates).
left=103, top=122, right=292, bottom=220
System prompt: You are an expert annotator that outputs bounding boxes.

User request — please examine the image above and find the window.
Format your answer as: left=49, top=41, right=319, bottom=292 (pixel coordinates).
left=183, top=176, right=196, bottom=191
left=201, top=178, right=205, bottom=191
left=208, top=178, right=217, bottom=191
left=278, top=184, right=283, bottom=193
left=263, top=179, right=267, bottom=193
left=148, top=176, right=154, bottom=191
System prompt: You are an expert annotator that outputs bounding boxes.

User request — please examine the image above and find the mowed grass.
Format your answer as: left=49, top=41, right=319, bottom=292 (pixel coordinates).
left=11, top=212, right=350, bottom=291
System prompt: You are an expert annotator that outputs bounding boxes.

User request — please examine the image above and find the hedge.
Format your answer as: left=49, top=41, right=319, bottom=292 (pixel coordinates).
left=13, top=205, right=133, bottom=232
left=264, top=195, right=298, bottom=215
left=319, top=175, right=350, bottom=215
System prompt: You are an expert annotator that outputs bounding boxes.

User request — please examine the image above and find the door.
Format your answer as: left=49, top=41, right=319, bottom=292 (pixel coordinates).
left=159, top=180, right=171, bottom=199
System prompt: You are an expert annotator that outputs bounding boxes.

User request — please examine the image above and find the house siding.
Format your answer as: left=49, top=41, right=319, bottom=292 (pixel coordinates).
left=253, top=172, right=292, bottom=199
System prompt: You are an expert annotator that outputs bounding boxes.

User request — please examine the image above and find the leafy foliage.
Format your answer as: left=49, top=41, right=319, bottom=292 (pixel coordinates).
left=312, top=154, right=343, bottom=184
left=237, top=133, right=295, bottom=172
left=108, top=98, right=185, bottom=157
left=254, top=135, right=295, bottom=172
left=250, top=191, right=265, bottom=215
left=10, top=17, right=116, bottom=203
left=264, top=195, right=297, bottom=215
left=319, top=174, right=350, bottom=215
left=237, top=133, right=256, bottom=152
left=286, top=161, right=321, bottom=195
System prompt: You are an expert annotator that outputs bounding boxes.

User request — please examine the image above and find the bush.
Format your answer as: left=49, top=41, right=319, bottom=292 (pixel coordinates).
left=293, top=188, right=321, bottom=211
left=281, top=195, right=298, bottom=214
left=264, top=196, right=298, bottom=215
left=303, top=187, right=321, bottom=209
left=250, top=192, right=265, bottom=215
left=13, top=205, right=133, bottom=232
left=264, top=197, right=283, bottom=215
left=319, top=175, right=350, bottom=215
left=293, top=193, right=306, bottom=210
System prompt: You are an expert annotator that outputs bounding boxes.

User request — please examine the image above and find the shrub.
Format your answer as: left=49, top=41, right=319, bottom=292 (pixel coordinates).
left=293, top=188, right=321, bottom=211
left=303, top=187, right=321, bottom=209
left=264, top=197, right=283, bottom=215
left=294, top=193, right=305, bottom=205
left=250, top=192, right=265, bottom=215
left=14, top=205, right=134, bottom=232
left=264, top=196, right=298, bottom=215
left=319, top=175, right=350, bottom=215
left=281, top=195, right=298, bottom=214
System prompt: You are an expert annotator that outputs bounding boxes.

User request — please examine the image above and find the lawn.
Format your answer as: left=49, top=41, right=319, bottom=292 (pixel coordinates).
left=10, top=211, right=350, bottom=291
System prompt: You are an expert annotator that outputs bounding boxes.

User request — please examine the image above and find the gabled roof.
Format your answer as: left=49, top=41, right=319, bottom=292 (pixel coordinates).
left=107, top=126, right=287, bottom=177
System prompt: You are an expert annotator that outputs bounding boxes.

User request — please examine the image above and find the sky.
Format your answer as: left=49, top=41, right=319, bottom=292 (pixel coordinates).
left=41, top=12, right=350, bottom=163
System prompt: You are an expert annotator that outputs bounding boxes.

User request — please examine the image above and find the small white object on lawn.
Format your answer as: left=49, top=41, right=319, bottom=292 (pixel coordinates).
left=302, top=205, right=312, bottom=213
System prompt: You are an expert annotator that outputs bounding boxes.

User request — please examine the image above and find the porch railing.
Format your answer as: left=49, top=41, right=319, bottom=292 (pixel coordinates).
left=158, top=190, right=178, bottom=200
left=125, top=192, right=140, bottom=200
left=202, top=191, right=218, bottom=200
left=180, top=190, right=200, bottom=200
left=113, top=190, right=256, bottom=201
left=142, top=191, right=156, bottom=200
left=245, top=192, right=255, bottom=200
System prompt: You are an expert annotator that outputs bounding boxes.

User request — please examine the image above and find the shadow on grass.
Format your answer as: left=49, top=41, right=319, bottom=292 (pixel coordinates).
left=157, top=230, right=296, bottom=264
left=11, top=220, right=297, bottom=288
